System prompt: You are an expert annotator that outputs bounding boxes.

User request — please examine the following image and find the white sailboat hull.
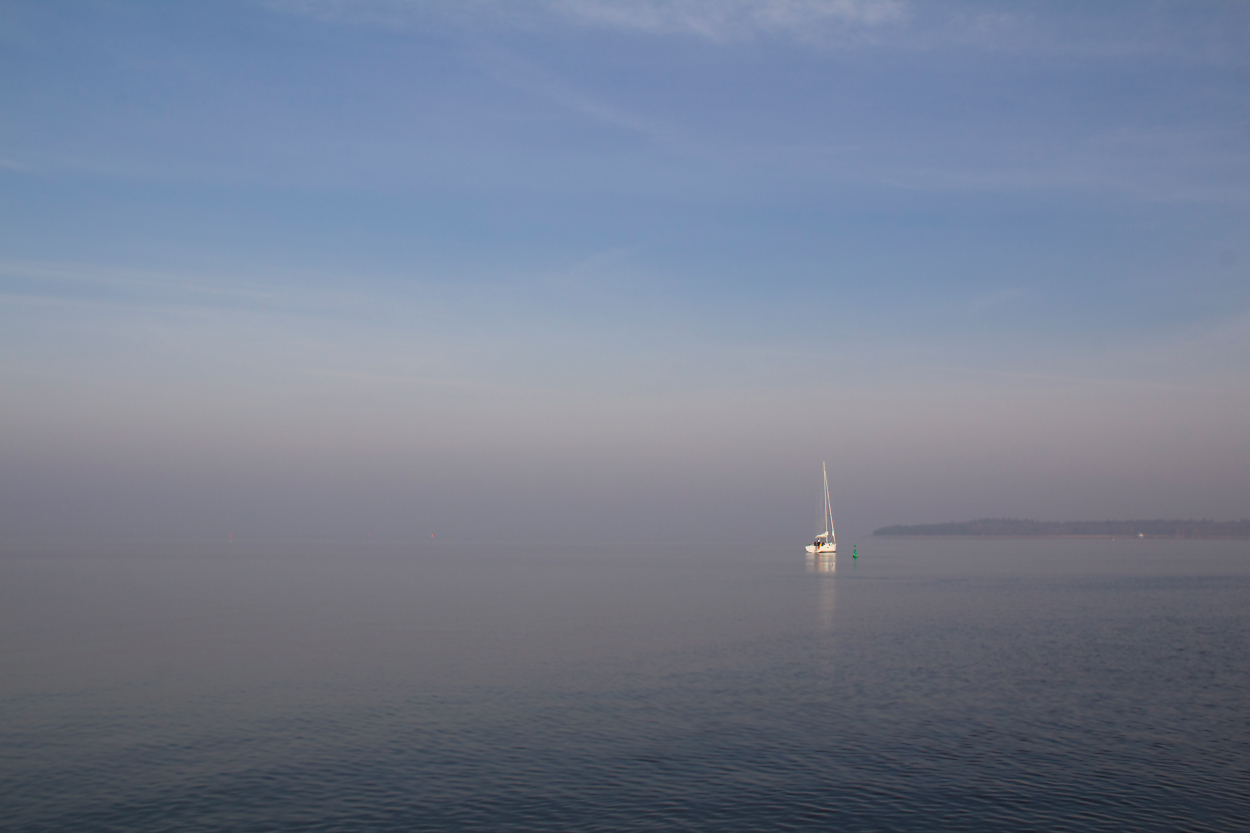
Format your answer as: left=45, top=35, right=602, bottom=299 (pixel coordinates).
left=805, top=542, right=836, bottom=554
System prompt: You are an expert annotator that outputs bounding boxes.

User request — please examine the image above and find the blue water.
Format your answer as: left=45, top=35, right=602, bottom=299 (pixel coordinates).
left=3, top=538, right=1248, bottom=831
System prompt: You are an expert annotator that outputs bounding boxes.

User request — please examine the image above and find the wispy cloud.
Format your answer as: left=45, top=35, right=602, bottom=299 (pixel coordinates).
left=0, top=260, right=288, bottom=309
left=270, top=0, right=908, bottom=41
left=473, top=45, right=678, bottom=143
left=266, top=0, right=1250, bottom=68
left=265, top=0, right=1250, bottom=70
left=549, top=0, right=908, bottom=41
left=545, top=246, right=638, bottom=289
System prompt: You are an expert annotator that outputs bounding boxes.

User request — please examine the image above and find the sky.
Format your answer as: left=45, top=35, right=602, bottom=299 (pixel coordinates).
left=1, top=0, right=1248, bottom=543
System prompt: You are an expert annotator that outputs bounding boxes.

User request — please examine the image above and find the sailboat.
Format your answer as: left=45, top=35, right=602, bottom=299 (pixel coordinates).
left=805, top=461, right=836, bottom=554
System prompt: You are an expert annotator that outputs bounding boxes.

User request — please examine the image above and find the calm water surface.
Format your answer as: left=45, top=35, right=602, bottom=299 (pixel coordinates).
left=2, top=538, right=1248, bottom=831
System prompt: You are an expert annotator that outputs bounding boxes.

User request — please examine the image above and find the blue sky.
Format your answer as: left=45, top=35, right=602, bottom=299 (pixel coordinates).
left=2, top=0, right=1248, bottom=542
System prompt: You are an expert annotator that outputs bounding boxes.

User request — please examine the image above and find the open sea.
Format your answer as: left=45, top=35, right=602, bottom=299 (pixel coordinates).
left=2, top=538, right=1248, bottom=832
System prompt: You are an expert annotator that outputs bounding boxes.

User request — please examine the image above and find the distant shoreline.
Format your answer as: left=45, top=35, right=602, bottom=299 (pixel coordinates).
left=873, top=519, right=1250, bottom=540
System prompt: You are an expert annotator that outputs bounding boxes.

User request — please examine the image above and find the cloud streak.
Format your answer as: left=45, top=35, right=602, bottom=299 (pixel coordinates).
left=270, top=0, right=908, bottom=42
left=549, top=0, right=908, bottom=41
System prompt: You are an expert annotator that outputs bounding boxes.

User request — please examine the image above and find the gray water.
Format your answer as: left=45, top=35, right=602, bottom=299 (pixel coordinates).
left=2, top=538, right=1248, bottom=831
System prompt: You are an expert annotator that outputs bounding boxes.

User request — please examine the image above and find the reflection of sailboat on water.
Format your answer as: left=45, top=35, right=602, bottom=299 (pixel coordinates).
left=807, top=553, right=836, bottom=574
left=805, top=461, right=836, bottom=555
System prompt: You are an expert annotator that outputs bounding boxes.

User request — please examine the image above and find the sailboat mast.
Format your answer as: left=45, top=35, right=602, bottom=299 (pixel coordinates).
left=822, top=461, right=831, bottom=537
